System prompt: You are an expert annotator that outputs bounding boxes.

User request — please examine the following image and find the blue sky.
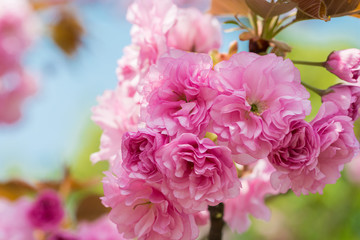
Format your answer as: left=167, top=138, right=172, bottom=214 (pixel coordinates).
left=1, top=3, right=360, bottom=181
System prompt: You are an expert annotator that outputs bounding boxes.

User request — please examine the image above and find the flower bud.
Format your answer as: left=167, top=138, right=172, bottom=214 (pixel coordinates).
left=324, top=49, right=360, bottom=83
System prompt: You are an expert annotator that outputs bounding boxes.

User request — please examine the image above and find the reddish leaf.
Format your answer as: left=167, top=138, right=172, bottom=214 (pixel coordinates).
left=292, top=0, right=329, bottom=21
left=209, top=0, right=249, bottom=16
left=0, top=180, right=36, bottom=201
left=76, top=195, right=110, bottom=222
left=239, top=31, right=253, bottom=41
left=352, top=3, right=360, bottom=18
left=325, top=0, right=360, bottom=16
left=51, top=8, right=84, bottom=56
left=245, top=0, right=296, bottom=19
left=30, top=0, right=70, bottom=11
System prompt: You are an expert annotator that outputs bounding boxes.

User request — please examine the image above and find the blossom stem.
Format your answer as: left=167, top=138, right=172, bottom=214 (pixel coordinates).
left=301, top=81, right=327, bottom=96
left=292, top=60, right=325, bottom=67
left=208, top=203, right=225, bottom=240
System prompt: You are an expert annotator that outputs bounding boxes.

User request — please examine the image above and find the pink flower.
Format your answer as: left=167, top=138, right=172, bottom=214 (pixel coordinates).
left=322, top=84, right=360, bottom=121
left=143, top=51, right=218, bottom=137
left=102, top=174, right=199, bottom=240
left=173, top=0, right=211, bottom=11
left=269, top=120, right=321, bottom=195
left=309, top=102, right=359, bottom=193
left=324, top=49, right=360, bottom=83
left=224, top=160, right=278, bottom=234
left=210, top=52, right=311, bottom=163
left=91, top=84, right=140, bottom=163
left=0, top=197, right=34, bottom=240
left=167, top=8, right=221, bottom=53
left=121, top=128, right=168, bottom=181
left=0, top=67, right=37, bottom=124
left=27, top=190, right=64, bottom=231
left=0, top=0, right=38, bottom=74
left=156, top=133, right=239, bottom=212
left=48, top=231, right=78, bottom=240
left=346, top=153, right=360, bottom=184
left=77, top=216, right=125, bottom=240
left=117, top=0, right=177, bottom=87
left=194, top=211, right=209, bottom=226
left=116, top=0, right=221, bottom=95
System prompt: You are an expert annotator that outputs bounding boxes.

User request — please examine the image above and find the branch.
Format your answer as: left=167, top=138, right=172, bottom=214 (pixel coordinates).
left=208, top=203, right=225, bottom=240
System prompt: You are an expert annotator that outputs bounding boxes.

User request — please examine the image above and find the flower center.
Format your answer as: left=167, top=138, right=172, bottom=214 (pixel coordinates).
left=250, top=103, right=259, bottom=113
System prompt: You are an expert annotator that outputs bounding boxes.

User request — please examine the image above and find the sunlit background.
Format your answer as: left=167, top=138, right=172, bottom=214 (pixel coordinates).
left=1, top=1, right=360, bottom=239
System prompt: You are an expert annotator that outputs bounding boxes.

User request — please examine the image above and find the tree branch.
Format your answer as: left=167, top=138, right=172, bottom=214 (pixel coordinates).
left=208, top=203, right=225, bottom=240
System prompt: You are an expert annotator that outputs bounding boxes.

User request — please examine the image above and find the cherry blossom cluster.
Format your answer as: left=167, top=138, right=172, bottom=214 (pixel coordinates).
left=92, top=0, right=360, bottom=239
left=0, top=191, right=122, bottom=240
left=0, top=0, right=39, bottom=124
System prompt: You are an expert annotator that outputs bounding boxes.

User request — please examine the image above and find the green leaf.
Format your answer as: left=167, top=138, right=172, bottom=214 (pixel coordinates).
left=223, top=20, right=240, bottom=25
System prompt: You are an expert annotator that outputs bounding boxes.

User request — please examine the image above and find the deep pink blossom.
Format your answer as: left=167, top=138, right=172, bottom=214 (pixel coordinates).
left=224, top=160, right=278, bottom=234
left=324, top=49, right=360, bottom=83
left=210, top=52, right=311, bottom=163
left=310, top=102, right=359, bottom=193
left=0, top=67, right=37, bottom=124
left=322, top=84, right=360, bottom=121
left=27, top=190, right=64, bottom=231
left=77, top=216, right=125, bottom=240
left=143, top=51, right=218, bottom=137
left=91, top=84, right=140, bottom=163
left=0, top=197, right=34, bottom=240
left=102, top=173, right=199, bottom=240
left=167, top=8, right=221, bottom=53
left=121, top=128, right=168, bottom=181
left=269, top=120, right=321, bottom=195
left=156, top=133, right=239, bottom=212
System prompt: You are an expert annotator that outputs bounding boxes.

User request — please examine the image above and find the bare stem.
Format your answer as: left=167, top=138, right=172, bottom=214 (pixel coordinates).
left=301, top=81, right=328, bottom=96
left=292, top=60, right=325, bottom=67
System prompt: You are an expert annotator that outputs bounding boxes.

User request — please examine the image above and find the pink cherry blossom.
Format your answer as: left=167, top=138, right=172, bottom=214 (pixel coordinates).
left=156, top=133, right=239, bottom=213
left=224, top=159, right=278, bottom=234
left=27, top=190, right=64, bottom=231
left=116, top=0, right=221, bottom=95
left=173, top=0, right=211, bottom=11
left=310, top=102, right=359, bottom=193
left=167, top=8, right=221, bottom=53
left=143, top=51, right=218, bottom=137
left=48, top=231, right=78, bottom=240
left=346, top=153, right=360, bottom=184
left=77, top=216, right=125, bottom=240
left=210, top=52, right=311, bottom=163
left=121, top=128, right=168, bottom=182
left=0, top=67, right=37, bottom=124
left=116, top=0, right=177, bottom=88
left=322, top=84, right=360, bottom=121
left=269, top=120, right=321, bottom=195
left=194, top=210, right=209, bottom=226
left=0, top=0, right=38, bottom=75
left=324, top=49, right=360, bottom=83
left=102, top=173, right=199, bottom=240
left=91, top=84, right=140, bottom=163
left=0, top=197, right=34, bottom=240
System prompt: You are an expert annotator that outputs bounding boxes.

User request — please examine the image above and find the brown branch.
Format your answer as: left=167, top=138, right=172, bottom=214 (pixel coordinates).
left=208, top=203, right=225, bottom=240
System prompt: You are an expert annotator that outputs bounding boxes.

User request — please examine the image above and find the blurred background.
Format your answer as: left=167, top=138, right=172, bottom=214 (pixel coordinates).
left=1, top=0, right=360, bottom=239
